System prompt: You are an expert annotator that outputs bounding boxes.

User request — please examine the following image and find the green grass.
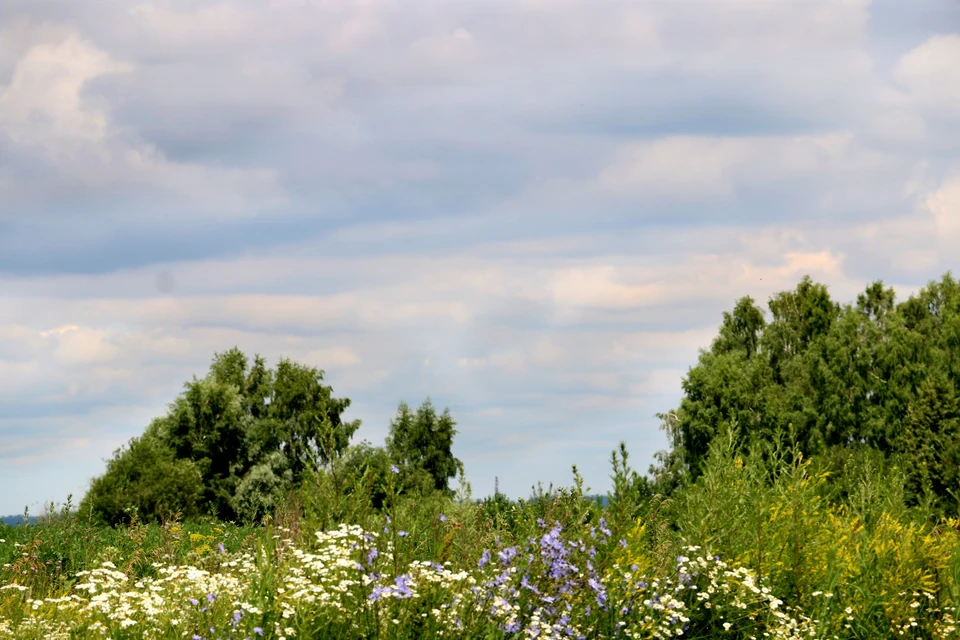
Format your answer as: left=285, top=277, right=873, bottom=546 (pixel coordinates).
left=2, top=440, right=960, bottom=639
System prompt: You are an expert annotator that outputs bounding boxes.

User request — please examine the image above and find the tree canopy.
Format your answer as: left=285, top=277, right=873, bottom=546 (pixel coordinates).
left=81, top=349, right=466, bottom=526
left=81, top=348, right=361, bottom=525
left=654, top=273, right=960, bottom=516
left=386, top=398, right=463, bottom=495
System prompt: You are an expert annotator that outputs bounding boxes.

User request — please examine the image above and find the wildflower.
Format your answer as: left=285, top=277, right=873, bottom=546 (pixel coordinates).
left=598, top=517, right=611, bottom=539
left=398, top=531, right=409, bottom=537
left=218, top=543, right=226, bottom=554
left=253, top=628, right=263, bottom=636
left=479, top=549, right=491, bottom=569
left=394, top=574, right=414, bottom=598
left=439, top=514, right=447, bottom=522
left=390, top=465, right=399, bottom=474
left=498, top=546, right=518, bottom=566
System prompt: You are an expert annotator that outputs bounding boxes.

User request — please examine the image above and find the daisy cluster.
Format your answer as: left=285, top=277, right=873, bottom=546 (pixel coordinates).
left=0, top=522, right=826, bottom=639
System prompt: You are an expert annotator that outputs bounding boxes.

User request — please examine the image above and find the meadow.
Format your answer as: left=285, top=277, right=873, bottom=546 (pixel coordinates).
left=2, top=435, right=959, bottom=640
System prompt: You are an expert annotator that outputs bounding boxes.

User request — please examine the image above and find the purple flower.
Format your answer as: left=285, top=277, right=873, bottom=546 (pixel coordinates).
left=498, top=546, right=517, bottom=566
left=366, top=548, right=379, bottom=566
left=233, top=611, right=242, bottom=624
left=520, top=574, right=540, bottom=594
left=599, top=517, right=611, bottom=539
left=206, top=593, right=216, bottom=603
left=253, top=627, right=263, bottom=636
left=188, top=597, right=199, bottom=606
left=478, top=549, right=491, bottom=569
left=439, top=514, right=447, bottom=522
left=394, top=574, right=414, bottom=598
left=369, top=585, right=386, bottom=601
left=398, top=531, right=408, bottom=537
left=218, top=542, right=226, bottom=554
left=619, top=539, right=628, bottom=548
left=390, top=464, right=399, bottom=474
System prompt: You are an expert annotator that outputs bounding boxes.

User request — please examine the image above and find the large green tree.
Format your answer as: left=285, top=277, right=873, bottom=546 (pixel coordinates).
left=82, top=347, right=360, bottom=524
left=80, top=426, right=204, bottom=525
left=386, top=398, right=462, bottom=495
left=654, top=273, right=960, bottom=516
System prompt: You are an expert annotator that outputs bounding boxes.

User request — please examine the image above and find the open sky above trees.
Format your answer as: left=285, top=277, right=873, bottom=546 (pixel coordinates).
left=1, top=0, right=959, bottom=515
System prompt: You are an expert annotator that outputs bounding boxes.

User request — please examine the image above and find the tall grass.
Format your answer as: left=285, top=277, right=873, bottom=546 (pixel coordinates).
left=2, top=439, right=959, bottom=639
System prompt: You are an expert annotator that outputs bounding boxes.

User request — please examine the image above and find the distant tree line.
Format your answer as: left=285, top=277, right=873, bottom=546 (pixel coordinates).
left=80, top=348, right=461, bottom=525
left=650, top=273, right=960, bottom=517
left=82, top=272, right=960, bottom=525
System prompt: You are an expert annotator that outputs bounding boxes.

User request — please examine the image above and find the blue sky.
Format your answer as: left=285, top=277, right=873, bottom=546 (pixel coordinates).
left=1, top=0, right=959, bottom=515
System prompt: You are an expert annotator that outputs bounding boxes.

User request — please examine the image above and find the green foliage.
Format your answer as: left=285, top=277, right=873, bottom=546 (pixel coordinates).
left=667, top=430, right=960, bottom=638
left=9, top=439, right=960, bottom=639
left=79, top=431, right=203, bottom=526
left=386, top=398, right=462, bottom=495
left=80, top=347, right=360, bottom=525
left=656, top=271, right=960, bottom=519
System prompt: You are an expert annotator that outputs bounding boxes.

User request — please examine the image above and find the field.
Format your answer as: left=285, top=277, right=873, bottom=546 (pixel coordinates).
left=3, top=438, right=960, bottom=640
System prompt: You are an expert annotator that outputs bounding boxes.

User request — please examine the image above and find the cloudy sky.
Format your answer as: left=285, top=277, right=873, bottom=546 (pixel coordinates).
left=1, top=0, right=958, bottom=515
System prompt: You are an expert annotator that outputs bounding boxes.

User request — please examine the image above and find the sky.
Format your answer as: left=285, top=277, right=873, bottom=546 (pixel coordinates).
left=1, top=0, right=959, bottom=516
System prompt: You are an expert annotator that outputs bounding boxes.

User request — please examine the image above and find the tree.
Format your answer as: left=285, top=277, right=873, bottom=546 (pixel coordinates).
left=713, top=296, right=766, bottom=358
left=386, top=398, right=462, bottom=495
left=894, top=373, right=960, bottom=512
left=163, top=376, right=253, bottom=518
left=651, top=272, right=960, bottom=516
left=81, top=347, right=360, bottom=524
left=266, top=357, right=360, bottom=483
left=81, top=428, right=204, bottom=525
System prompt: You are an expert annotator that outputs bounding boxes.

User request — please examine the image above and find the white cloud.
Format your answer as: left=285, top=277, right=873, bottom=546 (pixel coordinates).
left=49, top=326, right=122, bottom=366
left=0, top=28, right=288, bottom=220
left=552, top=266, right=664, bottom=310
left=925, top=175, right=960, bottom=236
left=0, top=33, right=132, bottom=156
left=597, top=132, right=873, bottom=200
left=894, top=34, right=960, bottom=117
left=129, top=3, right=255, bottom=46
left=303, top=346, right=362, bottom=369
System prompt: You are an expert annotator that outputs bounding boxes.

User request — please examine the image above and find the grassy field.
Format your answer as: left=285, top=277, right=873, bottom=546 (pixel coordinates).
left=2, top=439, right=960, bottom=639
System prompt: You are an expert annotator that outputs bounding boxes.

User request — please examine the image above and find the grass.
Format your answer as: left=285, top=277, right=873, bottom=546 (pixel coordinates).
left=2, top=438, right=960, bottom=639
